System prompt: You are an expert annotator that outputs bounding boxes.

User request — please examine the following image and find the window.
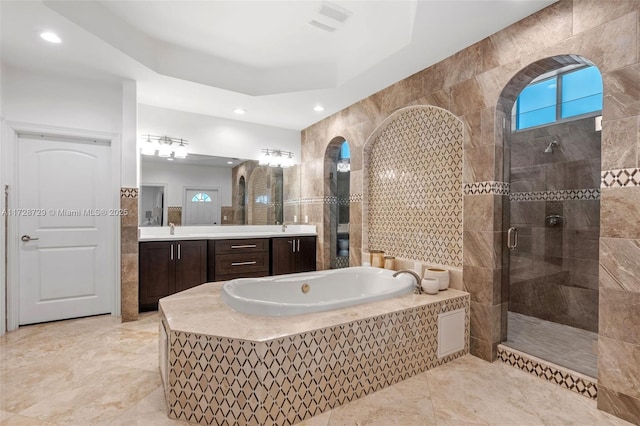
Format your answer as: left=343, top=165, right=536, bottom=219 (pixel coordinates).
left=191, top=192, right=212, bottom=202
left=515, top=66, right=602, bottom=131
left=255, top=195, right=268, bottom=204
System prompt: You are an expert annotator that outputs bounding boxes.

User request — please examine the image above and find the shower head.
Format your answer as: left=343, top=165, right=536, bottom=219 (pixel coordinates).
left=544, top=140, right=559, bottom=153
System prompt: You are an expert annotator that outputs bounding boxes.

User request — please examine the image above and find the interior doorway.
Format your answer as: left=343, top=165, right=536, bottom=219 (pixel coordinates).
left=183, top=188, right=219, bottom=225
left=17, top=135, right=114, bottom=325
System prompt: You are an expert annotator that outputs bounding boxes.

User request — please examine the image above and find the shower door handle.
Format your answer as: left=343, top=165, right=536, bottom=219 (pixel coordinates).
left=507, top=227, right=518, bottom=251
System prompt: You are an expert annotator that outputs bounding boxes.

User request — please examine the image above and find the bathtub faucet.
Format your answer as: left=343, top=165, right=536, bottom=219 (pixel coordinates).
left=392, top=270, right=422, bottom=294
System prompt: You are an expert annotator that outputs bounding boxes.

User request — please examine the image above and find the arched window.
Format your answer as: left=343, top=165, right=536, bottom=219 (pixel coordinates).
left=515, top=65, right=602, bottom=131
left=191, top=192, right=212, bottom=202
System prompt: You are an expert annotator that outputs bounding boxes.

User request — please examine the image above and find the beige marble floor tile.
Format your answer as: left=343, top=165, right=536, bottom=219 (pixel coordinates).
left=96, top=386, right=190, bottom=426
left=327, top=374, right=438, bottom=426
left=17, top=365, right=159, bottom=425
left=298, top=410, right=331, bottom=426
left=0, top=413, right=57, bottom=425
left=0, top=312, right=634, bottom=426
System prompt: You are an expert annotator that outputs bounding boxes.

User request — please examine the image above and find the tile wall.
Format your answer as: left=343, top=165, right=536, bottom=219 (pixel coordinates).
left=231, top=161, right=286, bottom=225
left=365, top=106, right=463, bottom=267
left=299, top=1, right=640, bottom=422
left=508, top=116, right=601, bottom=333
left=120, top=187, right=138, bottom=322
left=167, top=206, right=181, bottom=226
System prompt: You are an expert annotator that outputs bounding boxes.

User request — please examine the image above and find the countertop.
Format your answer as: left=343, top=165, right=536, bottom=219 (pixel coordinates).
left=138, top=224, right=317, bottom=242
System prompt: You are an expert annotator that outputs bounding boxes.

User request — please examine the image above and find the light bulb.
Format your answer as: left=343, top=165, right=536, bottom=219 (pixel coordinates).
left=158, top=143, right=172, bottom=158
left=174, top=144, right=187, bottom=159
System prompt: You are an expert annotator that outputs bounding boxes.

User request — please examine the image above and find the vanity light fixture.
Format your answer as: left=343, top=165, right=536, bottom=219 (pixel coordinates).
left=314, top=105, right=325, bottom=112
left=234, top=108, right=246, bottom=115
left=40, top=31, right=62, bottom=44
left=140, top=134, right=188, bottom=159
left=258, top=149, right=294, bottom=168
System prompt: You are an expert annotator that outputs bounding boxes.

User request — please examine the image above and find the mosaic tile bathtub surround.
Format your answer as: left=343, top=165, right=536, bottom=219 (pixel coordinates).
left=367, top=107, right=464, bottom=267
left=165, top=295, right=470, bottom=425
left=497, top=345, right=598, bottom=400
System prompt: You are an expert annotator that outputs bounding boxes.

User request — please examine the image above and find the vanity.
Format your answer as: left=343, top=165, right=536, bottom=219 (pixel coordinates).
left=138, top=225, right=317, bottom=311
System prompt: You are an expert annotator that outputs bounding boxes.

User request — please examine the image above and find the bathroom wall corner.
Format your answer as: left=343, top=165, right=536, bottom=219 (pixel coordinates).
left=597, top=385, right=640, bottom=425
left=120, top=187, right=138, bottom=322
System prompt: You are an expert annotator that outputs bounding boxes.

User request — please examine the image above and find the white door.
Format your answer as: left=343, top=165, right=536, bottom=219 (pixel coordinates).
left=18, top=136, right=113, bottom=325
left=184, top=189, right=218, bottom=225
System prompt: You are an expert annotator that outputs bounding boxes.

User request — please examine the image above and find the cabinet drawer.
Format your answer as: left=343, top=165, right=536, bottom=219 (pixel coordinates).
left=214, top=271, right=270, bottom=282
left=215, top=238, right=269, bottom=254
left=215, top=252, right=270, bottom=276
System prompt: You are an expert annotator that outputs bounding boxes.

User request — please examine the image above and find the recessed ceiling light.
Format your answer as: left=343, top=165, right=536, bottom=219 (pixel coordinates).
left=314, top=105, right=325, bottom=112
left=234, top=108, right=246, bottom=115
left=40, top=32, right=62, bottom=44
left=227, top=161, right=233, bottom=164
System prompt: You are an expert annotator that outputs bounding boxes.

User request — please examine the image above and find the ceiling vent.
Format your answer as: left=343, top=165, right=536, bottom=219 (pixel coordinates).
left=308, top=1, right=352, bottom=33
left=319, top=1, right=352, bottom=23
left=308, top=20, right=336, bottom=32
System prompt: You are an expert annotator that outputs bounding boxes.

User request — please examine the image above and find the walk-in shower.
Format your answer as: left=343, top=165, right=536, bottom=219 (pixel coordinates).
left=502, top=62, right=603, bottom=378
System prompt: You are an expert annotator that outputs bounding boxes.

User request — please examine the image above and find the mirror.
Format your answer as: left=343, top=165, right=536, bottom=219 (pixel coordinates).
left=140, top=153, right=300, bottom=226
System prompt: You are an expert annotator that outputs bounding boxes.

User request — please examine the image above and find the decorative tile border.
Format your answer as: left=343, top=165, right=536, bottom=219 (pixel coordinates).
left=497, top=344, right=597, bottom=400
left=120, top=187, right=138, bottom=198
left=285, top=194, right=363, bottom=206
left=509, top=188, right=600, bottom=202
left=463, top=181, right=510, bottom=195
left=166, top=295, right=470, bottom=425
left=601, top=168, right=640, bottom=188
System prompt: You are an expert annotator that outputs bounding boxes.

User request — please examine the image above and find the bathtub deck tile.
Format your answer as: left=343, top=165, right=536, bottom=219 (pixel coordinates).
left=161, top=284, right=470, bottom=425
left=160, top=281, right=466, bottom=342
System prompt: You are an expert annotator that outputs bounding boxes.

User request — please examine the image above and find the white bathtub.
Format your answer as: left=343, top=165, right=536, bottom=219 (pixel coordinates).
left=221, top=266, right=416, bottom=316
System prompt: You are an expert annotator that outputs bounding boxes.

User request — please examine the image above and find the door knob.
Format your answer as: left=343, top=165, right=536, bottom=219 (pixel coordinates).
left=21, top=235, right=39, bottom=242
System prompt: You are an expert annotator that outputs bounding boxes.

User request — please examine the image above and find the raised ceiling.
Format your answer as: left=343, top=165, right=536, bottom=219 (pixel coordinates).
left=0, top=0, right=557, bottom=130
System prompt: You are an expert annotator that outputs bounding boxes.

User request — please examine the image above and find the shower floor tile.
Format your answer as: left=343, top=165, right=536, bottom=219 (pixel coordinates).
left=504, top=311, right=598, bottom=378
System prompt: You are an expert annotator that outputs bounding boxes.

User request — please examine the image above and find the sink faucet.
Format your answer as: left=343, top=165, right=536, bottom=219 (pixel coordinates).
left=393, top=270, right=422, bottom=294
left=169, top=222, right=175, bottom=235
left=282, top=223, right=287, bottom=232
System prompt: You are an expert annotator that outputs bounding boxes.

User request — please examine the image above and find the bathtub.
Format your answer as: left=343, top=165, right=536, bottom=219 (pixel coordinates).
left=221, top=266, right=416, bottom=316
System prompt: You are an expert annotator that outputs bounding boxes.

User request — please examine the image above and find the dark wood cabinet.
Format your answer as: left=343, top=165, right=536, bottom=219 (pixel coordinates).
left=209, top=238, right=270, bottom=281
left=271, top=236, right=317, bottom=275
left=139, top=240, right=207, bottom=311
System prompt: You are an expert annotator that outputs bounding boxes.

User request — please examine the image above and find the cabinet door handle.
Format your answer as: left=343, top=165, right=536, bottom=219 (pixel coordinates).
left=231, top=261, right=257, bottom=266
left=177, top=243, right=181, bottom=260
left=297, top=239, right=300, bottom=252
left=170, top=244, right=174, bottom=260
left=231, top=244, right=257, bottom=249
left=290, top=240, right=295, bottom=253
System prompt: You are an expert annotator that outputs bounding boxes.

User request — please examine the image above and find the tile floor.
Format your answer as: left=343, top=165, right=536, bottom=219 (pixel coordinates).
left=504, top=311, right=598, bottom=378
left=0, top=312, right=631, bottom=426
